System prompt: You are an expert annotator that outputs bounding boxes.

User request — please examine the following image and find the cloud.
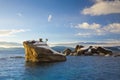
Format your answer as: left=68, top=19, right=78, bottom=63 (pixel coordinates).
left=75, top=22, right=101, bottom=30
left=48, top=14, right=52, bottom=22
left=49, top=41, right=120, bottom=47
left=82, top=0, right=120, bottom=15
left=75, top=33, right=91, bottom=37
left=103, top=23, right=120, bottom=33
left=105, top=39, right=120, bottom=43
left=74, top=22, right=120, bottom=36
left=96, top=23, right=120, bottom=34
left=0, top=29, right=29, bottom=37
left=17, top=13, right=22, bottom=17
left=48, top=41, right=80, bottom=47
left=0, top=41, right=22, bottom=48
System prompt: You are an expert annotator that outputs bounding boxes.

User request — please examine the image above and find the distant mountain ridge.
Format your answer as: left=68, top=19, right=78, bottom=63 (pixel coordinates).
left=104, top=46, right=120, bottom=52
left=0, top=41, right=120, bottom=53
left=0, top=41, right=22, bottom=48
left=51, top=46, right=74, bottom=52
left=51, top=46, right=120, bottom=53
left=0, top=46, right=119, bottom=54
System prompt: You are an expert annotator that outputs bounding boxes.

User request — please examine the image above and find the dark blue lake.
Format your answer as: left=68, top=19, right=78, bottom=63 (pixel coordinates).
left=0, top=47, right=120, bottom=80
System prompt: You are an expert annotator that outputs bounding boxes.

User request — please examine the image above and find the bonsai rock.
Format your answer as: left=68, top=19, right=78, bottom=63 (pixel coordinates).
left=23, top=40, right=66, bottom=63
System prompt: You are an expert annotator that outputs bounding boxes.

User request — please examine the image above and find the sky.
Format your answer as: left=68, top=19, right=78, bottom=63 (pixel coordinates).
left=0, top=0, right=120, bottom=46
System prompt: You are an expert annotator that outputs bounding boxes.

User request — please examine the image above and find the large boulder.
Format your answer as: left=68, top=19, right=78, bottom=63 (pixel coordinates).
left=64, top=45, right=113, bottom=56
left=63, top=48, right=72, bottom=56
left=23, top=40, right=66, bottom=62
left=75, top=45, right=91, bottom=56
left=96, top=47, right=113, bottom=56
left=74, top=45, right=84, bottom=52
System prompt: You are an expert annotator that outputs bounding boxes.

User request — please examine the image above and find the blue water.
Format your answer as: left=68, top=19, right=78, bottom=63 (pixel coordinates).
left=0, top=48, right=120, bottom=80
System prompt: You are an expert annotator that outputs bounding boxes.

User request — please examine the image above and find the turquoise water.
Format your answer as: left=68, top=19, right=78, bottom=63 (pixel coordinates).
left=0, top=48, right=120, bottom=80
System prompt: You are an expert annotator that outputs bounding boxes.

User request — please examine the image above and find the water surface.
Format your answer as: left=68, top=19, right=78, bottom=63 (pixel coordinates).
left=0, top=48, right=120, bottom=80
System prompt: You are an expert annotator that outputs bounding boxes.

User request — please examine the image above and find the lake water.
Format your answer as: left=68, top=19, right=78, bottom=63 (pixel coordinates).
left=0, top=48, right=120, bottom=80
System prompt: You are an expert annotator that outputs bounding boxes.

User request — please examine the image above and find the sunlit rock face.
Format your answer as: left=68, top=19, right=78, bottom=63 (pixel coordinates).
left=23, top=40, right=66, bottom=62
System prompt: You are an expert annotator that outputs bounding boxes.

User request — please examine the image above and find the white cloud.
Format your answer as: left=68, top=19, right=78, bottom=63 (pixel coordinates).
left=48, top=14, right=52, bottom=22
left=74, top=22, right=120, bottom=36
left=49, top=40, right=120, bottom=47
left=75, top=22, right=101, bottom=30
left=0, top=41, right=22, bottom=48
left=105, top=39, right=120, bottom=43
left=95, top=29, right=104, bottom=35
left=0, top=29, right=29, bottom=37
left=95, top=23, right=120, bottom=34
left=17, top=13, right=22, bottom=17
left=76, top=33, right=91, bottom=37
left=103, top=23, right=120, bottom=33
left=82, top=0, right=120, bottom=15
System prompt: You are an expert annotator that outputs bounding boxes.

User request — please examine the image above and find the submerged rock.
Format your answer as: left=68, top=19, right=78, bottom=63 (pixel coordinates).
left=10, top=56, right=24, bottom=58
left=23, top=40, right=66, bottom=62
left=113, top=53, right=120, bottom=57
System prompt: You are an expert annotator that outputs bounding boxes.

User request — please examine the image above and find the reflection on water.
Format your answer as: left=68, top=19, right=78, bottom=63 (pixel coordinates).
left=0, top=47, right=120, bottom=80
left=0, top=56, right=120, bottom=80
left=25, top=61, right=64, bottom=68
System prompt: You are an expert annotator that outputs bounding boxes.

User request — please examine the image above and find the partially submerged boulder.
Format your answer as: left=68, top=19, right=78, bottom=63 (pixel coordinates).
left=64, top=45, right=113, bottom=56
left=96, top=47, right=113, bottom=56
left=63, top=48, right=72, bottom=56
left=74, top=45, right=84, bottom=53
left=23, top=40, right=66, bottom=62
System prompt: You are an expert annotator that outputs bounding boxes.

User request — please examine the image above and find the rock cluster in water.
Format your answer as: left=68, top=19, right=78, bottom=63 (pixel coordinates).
left=63, top=45, right=113, bottom=56
left=23, top=39, right=66, bottom=63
